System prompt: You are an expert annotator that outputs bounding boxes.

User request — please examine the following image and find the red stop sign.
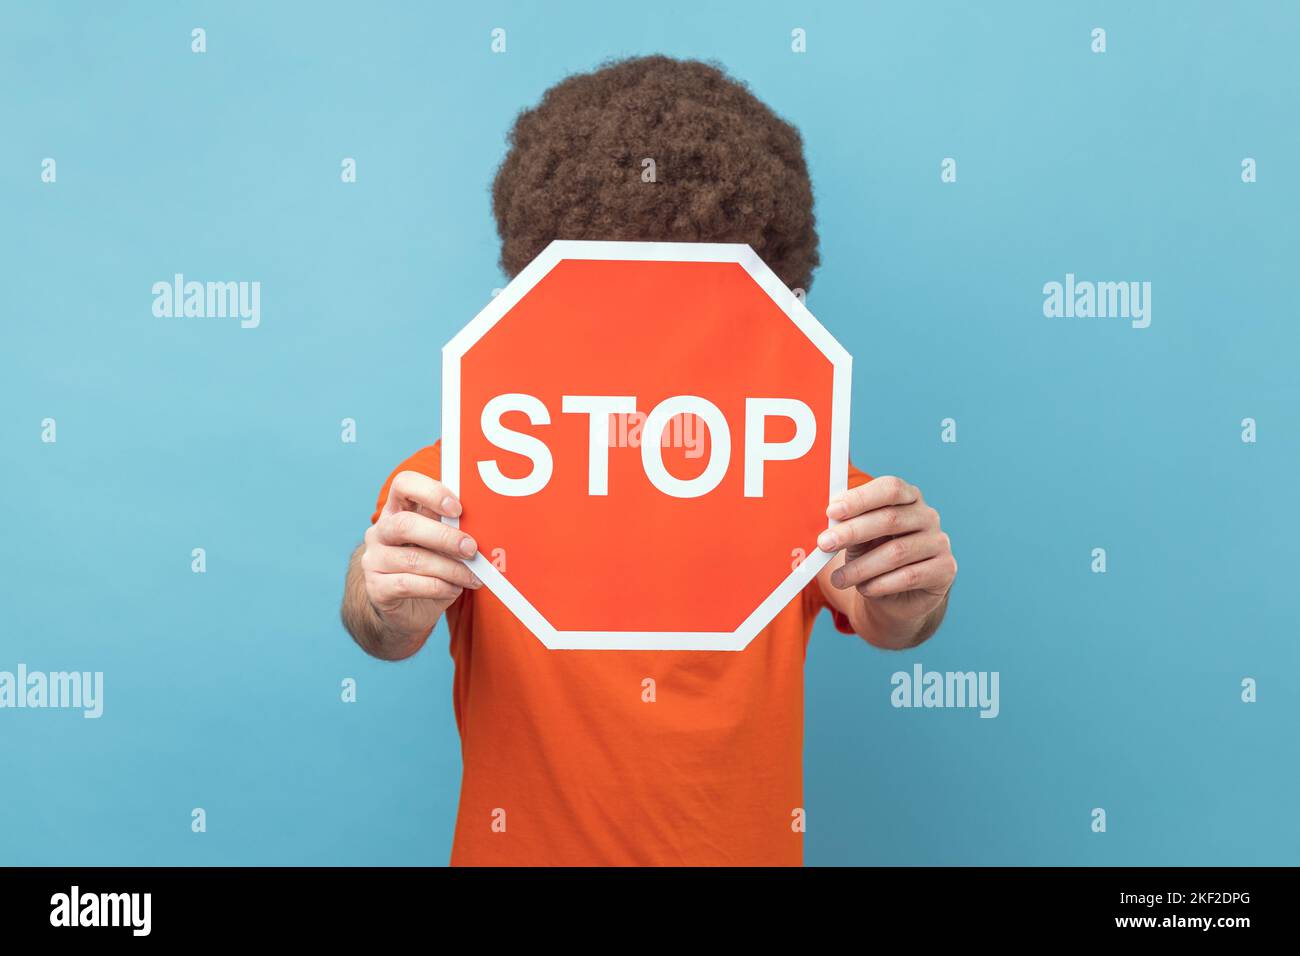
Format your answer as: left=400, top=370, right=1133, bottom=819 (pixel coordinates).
left=442, top=241, right=851, bottom=650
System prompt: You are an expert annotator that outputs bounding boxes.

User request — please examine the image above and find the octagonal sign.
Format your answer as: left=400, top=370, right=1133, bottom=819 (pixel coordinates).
left=442, top=240, right=851, bottom=651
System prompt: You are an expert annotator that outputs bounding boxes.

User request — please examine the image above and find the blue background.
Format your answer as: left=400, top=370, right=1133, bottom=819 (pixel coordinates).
left=2, top=0, right=1297, bottom=865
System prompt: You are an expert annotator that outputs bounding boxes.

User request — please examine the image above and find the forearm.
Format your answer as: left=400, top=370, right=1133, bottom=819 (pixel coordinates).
left=850, top=590, right=949, bottom=651
left=340, top=546, right=436, bottom=661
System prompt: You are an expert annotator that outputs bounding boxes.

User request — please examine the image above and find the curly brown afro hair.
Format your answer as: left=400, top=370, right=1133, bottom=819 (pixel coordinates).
left=491, top=55, right=820, bottom=292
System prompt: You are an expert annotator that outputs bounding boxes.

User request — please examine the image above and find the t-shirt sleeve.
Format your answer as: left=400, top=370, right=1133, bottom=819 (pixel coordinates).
left=370, top=440, right=443, bottom=525
left=804, top=461, right=874, bottom=635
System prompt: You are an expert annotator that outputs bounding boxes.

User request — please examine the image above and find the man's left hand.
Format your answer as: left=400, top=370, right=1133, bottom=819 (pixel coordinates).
left=817, top=476, right=957, bottom=627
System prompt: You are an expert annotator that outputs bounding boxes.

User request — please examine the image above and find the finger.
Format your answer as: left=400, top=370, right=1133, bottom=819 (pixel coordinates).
left=827, top=476, right=919, bottom=520
left=856, top=554, right=957, bottom=599
left=363, top=544, right=483, bottom=589
left=830, top=531, right=950, bottom=589
left=817, top=502, right=937, bottom=552
left=373, top=509, right=477, bottom=557
left=369, top=572, right=465, bottom=606
left=383, top=470, right=461, bottom=518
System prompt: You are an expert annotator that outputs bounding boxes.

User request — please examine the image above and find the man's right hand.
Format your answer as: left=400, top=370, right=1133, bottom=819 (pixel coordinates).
left=359, top=470, right=482, bottom=644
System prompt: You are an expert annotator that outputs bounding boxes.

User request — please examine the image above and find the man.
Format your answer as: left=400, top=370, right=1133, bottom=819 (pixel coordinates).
left=341, top=55, right=956, bottom=865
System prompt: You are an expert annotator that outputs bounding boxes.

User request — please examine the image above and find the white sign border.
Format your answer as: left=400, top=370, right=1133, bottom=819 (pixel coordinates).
left=441, top=240, right=853, bottom=652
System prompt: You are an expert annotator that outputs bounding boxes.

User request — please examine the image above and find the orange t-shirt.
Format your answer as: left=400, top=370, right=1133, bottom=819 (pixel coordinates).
left=371, top=440, right=872, bottom=866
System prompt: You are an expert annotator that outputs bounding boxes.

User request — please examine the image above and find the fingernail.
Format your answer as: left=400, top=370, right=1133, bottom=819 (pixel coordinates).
left=459, top=536, right=477, bottom=557
left=817, top=530, right=838, bottom=551
left=469, top=574, right=483, bottom=589
left=442, top=496, right=462, bottom=517
left=831, top=570, right=845, bottom=588
left=827, top=501, right=847, bottom=519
